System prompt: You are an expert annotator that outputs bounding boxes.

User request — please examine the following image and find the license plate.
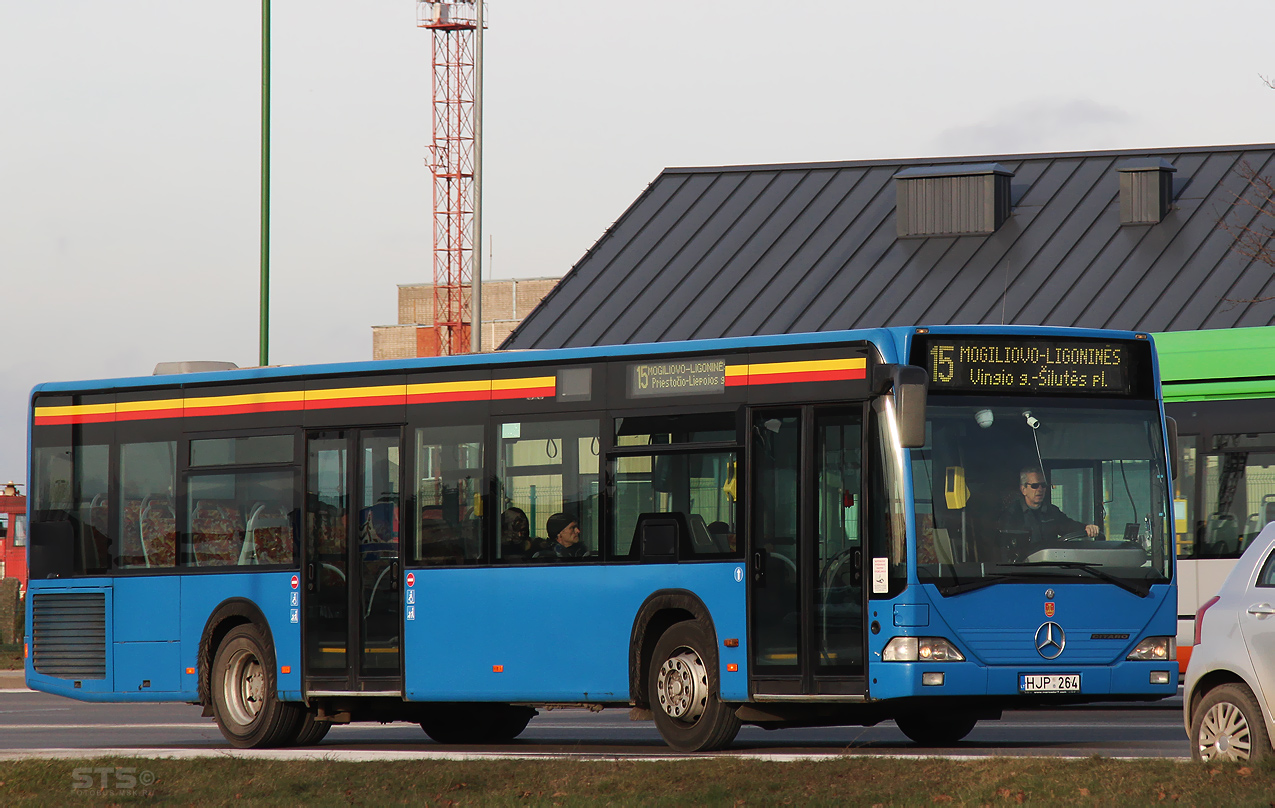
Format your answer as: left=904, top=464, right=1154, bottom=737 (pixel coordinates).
left=1019, top=673, right=1080, bottom=693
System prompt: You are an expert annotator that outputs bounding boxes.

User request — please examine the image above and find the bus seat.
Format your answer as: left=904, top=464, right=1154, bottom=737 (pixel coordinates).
left=140, top=498, right=177, bottom=567
left=117, top=499, right=147, bottom=568
left=688, top=513, right=728, bottom=553
left=241, top=503, right=293, bottom=565
left=84, top=493, right=110, bottom=570
left=1206, top=513, right=1239, bottom=556
left=191, top=501, right=245, bottom=566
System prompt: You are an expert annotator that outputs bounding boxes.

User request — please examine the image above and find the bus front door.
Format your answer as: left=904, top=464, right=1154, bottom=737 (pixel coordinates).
left=750, top=406, right=866, bottom=697
left=303, top=429, right=403, bottom=693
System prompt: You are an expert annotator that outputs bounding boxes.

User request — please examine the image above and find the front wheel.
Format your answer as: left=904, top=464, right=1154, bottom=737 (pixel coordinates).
left=1192, top=683, right=1273, bottom=762
left=895, top=713, right=978, bottom=746
left=649, top=620, right=741, bottom=752
left=210, top=623, right=302, bottom=748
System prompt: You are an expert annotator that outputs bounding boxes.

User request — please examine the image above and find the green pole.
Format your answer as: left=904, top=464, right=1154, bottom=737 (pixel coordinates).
left=259, top=0, right=271, bottom=367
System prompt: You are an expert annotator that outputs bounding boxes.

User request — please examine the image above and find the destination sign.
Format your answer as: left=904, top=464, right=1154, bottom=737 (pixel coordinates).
left=629, top=359, right=727, bottom=398
left=916, top=337, right=1136, bottom=395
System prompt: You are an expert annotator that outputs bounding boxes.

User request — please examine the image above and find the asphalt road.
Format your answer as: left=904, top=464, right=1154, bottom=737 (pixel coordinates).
left=0, top=677, right=1190, bottom=760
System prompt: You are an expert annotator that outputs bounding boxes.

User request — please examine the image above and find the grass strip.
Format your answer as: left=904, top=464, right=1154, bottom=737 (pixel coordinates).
left=0, top=755, right=1271, bottom=806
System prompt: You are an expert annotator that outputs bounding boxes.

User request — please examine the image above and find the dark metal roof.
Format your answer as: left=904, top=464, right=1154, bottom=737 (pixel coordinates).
left=501, top=144, right=1275, bottom=350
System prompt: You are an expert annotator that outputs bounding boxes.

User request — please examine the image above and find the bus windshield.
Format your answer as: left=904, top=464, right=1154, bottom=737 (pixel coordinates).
left=911, top=397, right=1172, bottom=595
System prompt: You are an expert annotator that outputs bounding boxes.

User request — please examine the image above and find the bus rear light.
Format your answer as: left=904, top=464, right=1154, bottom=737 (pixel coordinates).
left=1194, top=596, right=1220, bottom=646
left=882, top=637, right=964, bottom=662
left=1126, top=636, right=1176, bottom=661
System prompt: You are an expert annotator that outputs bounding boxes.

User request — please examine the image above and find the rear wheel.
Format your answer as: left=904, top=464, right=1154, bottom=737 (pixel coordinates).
left=420, top=704, right=536, bottom=744
left=1192, top=683, right=1273, bottom=762
left=895, top=712, right=978, bottom=746
left=649, top=619, right=741, bottom=752
left=210, top=623, right=302, bottom=748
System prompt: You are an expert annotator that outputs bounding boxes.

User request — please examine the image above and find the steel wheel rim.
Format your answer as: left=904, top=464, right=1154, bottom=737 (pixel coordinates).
left=657, top=647, right=708, bottom=722
left=221, top=648, right=265, bottom=728
left=1198, top=701, right=1253, bottom=761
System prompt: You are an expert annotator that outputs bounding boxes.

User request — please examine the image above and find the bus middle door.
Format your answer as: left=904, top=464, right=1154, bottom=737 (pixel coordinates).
left=303, top=429, right=403, bottom=694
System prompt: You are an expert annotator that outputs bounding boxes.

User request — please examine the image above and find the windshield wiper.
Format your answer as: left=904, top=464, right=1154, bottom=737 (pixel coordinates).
left=936, top=574, right=1030, bottom=597
left=998, top=561, right=1152, bottom=598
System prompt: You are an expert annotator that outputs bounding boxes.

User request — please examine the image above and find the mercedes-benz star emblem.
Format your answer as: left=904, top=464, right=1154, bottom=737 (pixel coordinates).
left=1035, top=622, right=1065, bottom=659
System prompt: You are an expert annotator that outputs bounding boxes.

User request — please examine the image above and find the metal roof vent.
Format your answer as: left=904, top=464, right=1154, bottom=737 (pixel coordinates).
left=1117, top=158, right=1176, bottom=225
left=153, top=361, right=239, bottom=375
left=894, top=163, right=1014, bottom=238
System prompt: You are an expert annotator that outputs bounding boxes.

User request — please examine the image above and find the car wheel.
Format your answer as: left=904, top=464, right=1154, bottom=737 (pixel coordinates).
left=211, top=623, right=303, bottom=748
left=1192, top=682, right=1273, bottom=762
left=649, top=619, right=741, bottom=752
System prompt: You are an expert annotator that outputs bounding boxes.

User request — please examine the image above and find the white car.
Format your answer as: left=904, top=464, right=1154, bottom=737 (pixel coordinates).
left=1184, top=523, right=1275, bottom=761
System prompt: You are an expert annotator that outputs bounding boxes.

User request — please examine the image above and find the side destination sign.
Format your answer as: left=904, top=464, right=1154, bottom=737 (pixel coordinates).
left=629, top=359, right=727, bottom=398
left=921, top=337, right=1134, bottom=395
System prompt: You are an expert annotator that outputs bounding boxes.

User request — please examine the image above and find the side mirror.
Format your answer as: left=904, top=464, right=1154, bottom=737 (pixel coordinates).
left=893, top=365, right=929, bottom=449
left=1165, top=416, right=1179, bottom=481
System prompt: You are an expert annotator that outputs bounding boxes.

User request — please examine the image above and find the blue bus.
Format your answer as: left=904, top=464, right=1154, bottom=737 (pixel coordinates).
left=25, top=326, right=1177, bottom=751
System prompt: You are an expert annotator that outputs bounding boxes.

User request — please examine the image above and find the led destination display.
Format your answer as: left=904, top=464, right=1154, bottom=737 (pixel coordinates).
left=917, top=337, right=1136, bottom=395
left=629, top=359, right=727, bottom=398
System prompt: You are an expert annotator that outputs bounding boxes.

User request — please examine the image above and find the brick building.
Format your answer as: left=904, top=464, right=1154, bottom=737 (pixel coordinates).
left=372, top=277, right=560, bottom=359
left=0, top=483, right=26, bottom=593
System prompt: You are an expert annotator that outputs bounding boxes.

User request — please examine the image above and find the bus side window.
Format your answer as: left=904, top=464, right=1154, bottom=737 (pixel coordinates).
left=31, top=443, right=110, bottom=576
left=497, top=419, right=600, bottom=563
left=415, top=424, right=484, bottom=566
left=119, top=441, right=176, bottom=569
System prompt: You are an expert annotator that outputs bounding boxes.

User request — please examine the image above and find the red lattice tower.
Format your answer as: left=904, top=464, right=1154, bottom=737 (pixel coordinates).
left=418, top=1, right=476, bottom=355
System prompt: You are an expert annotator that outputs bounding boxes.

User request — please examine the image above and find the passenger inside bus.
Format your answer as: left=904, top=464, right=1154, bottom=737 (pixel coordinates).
left=500, top=507, right=537, bottom=559
left=534, top=512, right=588, bottom=560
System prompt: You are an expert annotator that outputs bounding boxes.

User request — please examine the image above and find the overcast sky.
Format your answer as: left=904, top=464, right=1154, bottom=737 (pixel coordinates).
left=2, top=0, right=1274, bottom=484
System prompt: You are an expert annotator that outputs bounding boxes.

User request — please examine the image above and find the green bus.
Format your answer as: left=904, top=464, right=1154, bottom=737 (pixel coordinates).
left=1157, top=326, right=1275, bottom=673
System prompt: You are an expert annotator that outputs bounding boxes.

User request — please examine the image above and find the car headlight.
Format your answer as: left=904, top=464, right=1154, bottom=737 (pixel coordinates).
left=1126, top=636, right=1176, bottom=661
left=882, top=636, right=965, bottom=662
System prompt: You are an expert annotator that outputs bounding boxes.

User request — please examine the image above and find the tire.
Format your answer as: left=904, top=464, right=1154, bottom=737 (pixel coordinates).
left=420, top=704, right=537, bottom=744
left=895, top=712, right=979, bottom=746
left=290, top=710, right=332, bottom=747
left=210, top=623, right=303, bottom=748
left=648, top=619, right=741, bottom=752
left=1192, top=682, right=1273, bottom=762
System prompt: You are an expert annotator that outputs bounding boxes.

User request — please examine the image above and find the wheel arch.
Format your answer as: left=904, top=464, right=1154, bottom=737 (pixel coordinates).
left=628, top=589, right=719, bottom=709
left=198, top=597, right=277, bottom=708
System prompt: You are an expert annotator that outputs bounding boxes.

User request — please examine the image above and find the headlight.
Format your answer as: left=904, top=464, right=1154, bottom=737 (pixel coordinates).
left=882, top=636, right=965, bottom=662
left=1126, top=636, right=1176, bottom=661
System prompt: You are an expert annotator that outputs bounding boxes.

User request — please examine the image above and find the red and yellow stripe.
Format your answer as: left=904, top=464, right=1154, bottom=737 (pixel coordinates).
left=725, top=357, right=867, bottom=387
left=34, top=357, right=865, bottom=426
left=33, top=374, right=558, bottom=426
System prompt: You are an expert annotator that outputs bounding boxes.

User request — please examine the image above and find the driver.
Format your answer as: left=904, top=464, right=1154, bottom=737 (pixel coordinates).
left=1002, top=467, right=1099, bottom=547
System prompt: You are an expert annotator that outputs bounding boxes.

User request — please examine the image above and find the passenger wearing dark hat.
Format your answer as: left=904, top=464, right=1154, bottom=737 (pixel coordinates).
left=536, top=512, right=587, bottom=560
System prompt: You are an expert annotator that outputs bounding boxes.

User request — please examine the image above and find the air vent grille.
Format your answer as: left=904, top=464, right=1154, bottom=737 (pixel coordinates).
left=32, top=592, right=107, bottom=679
